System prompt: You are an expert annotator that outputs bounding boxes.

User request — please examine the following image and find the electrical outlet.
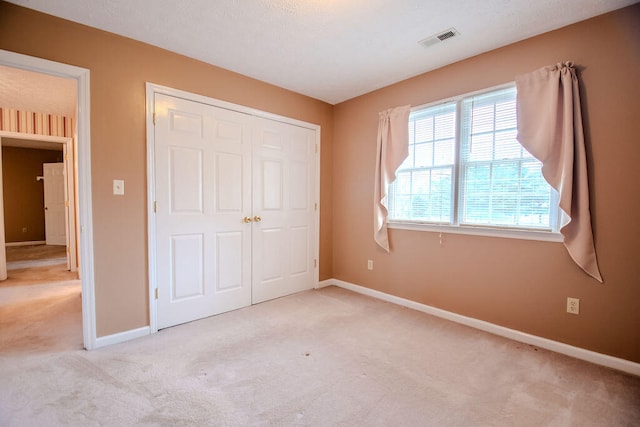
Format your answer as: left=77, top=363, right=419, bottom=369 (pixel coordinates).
left=367, top=260, right=373, bottom=270
left=22, top=227, right=27, bottom=233
left=567, top=297, right=580, bottom=315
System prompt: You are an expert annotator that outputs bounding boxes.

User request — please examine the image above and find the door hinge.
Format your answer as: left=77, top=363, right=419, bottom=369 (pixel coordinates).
left=315, top=143, right=318, bottom=154
left=153, top=201, right=158, bottom=213
left=314, top=203, right=318, bottom=211
left=64, top=154, right=68, bottom=161
left=153, top=112, right=156, bottom=125
left=65, top=200, right=70, bottom=207
left=314, top=259, right=317, bottom=268
left=155, top=288, right=158, bottom=300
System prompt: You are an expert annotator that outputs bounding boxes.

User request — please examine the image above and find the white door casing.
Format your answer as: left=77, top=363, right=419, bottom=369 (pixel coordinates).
left=0, top=50, right=95, bottom=349
left=0, top=145, right=6, bottom=281
left=63, top=143, right=71, bottom=271
left=0, top=135, right=78, bottom=272
left=43, top=162, right=67, bottom=246
left=148, top=85, right=320, bottom=331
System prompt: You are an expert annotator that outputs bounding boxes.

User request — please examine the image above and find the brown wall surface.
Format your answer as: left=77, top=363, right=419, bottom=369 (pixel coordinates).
left=0, top=1, right=334, bottom=337
left=332, top=5, right=640, bottom=362
left=2, top=146, right=62, bottom=242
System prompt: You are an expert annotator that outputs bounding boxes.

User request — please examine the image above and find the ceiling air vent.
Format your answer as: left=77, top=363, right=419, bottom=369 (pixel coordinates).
left=418, top=28, right=460, bottom=48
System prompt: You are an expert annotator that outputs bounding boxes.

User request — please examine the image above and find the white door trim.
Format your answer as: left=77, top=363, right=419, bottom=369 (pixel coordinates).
left=0, top=132, right=77, bottom=271
left=0, top=146, right=5, bottom=281
left=0, top=50, right=96, bottom=350
left=146, top=82, right=321, bottom=333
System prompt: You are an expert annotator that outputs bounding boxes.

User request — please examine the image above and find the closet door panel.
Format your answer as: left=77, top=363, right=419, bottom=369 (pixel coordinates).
left=252, top=118, right=316, bottom=304
left=155, top=94, right=252, bottom=329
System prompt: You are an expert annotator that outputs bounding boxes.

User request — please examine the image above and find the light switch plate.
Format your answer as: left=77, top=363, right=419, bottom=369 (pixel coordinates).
left=113, top=179, right=125, bottom=195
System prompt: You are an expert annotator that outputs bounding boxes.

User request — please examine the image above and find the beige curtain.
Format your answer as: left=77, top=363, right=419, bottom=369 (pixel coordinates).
left=516, top=62, right=603, bottom=282
left=374, top=105, right=411, bottom=252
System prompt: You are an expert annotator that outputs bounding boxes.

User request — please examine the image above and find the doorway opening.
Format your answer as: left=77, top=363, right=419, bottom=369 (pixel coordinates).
left=146, top=83, right=321, bottom=332
left=0, top=118, right=81, bottom=355
left=1, top=135, right=78, bottom=271
left=0, top=49, right=96, bottom=350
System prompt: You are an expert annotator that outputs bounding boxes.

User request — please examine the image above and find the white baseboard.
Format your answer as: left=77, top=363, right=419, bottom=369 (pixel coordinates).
left=94, top=326, right=150, bottom=349
left=317, top=279, right=334, bottom=289
left=324, top=278, right=640, bottom=377
left=5, top=240, right=46, bottom=247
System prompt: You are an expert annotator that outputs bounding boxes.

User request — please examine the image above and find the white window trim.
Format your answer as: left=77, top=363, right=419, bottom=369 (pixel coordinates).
left=388, top=82, right=564, bottom=243
left=388, top=221, right=564, bottom=242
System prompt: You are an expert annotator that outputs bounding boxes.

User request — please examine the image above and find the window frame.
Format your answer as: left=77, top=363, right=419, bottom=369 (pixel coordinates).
left=387, top=83, right=564, bottom=243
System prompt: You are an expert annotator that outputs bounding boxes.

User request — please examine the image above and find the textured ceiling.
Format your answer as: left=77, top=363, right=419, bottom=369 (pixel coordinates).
left=0, top=65, right=77, bottom=117
left=3, top=0, right=639, bottom=104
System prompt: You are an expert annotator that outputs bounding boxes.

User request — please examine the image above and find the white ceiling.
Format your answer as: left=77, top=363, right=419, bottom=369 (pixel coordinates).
left=4, top=0, right=638, bottom=104
left=0, top=65, right=77, bottom=117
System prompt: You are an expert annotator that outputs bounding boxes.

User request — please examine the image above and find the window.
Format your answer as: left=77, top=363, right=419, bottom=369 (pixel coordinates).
left=388, top=85, right=560, bottom=240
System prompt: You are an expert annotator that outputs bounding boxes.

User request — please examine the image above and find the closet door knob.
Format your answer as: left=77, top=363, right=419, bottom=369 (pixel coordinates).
left=253, top=216, right=262, bottom=223
left=243, top=216, right=252, bottom=223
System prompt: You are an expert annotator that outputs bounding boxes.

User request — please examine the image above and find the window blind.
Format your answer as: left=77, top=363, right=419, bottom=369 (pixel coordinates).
left=389, top=103, right=456, bottom=223
left=388, top=85, right=556, bottom=233
left=459, top=87, right=552, bottom=229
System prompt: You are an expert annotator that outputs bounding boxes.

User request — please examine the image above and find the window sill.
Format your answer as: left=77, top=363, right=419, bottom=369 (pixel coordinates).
left=388, top=221, right=564, bottom=243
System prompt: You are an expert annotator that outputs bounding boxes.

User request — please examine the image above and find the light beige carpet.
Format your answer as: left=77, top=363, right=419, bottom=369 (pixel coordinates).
left=0, top=272, right=639, bottom=426
left=6, top=244, right=68, bottom=270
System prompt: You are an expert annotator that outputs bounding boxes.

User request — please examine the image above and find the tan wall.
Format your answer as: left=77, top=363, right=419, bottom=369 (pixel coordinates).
left=2, top=146, right=62, bottom=242
left=0, top=2, right=333, bottom=337
left=332, top=5, right=640, bottom=362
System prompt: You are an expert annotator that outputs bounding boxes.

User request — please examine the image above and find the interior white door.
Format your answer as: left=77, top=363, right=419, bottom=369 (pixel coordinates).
left=43, top=162, right=67, bottom=246
left=251, top=117, right=316, bottom=304
left=154, top=94, right=253, bottom=329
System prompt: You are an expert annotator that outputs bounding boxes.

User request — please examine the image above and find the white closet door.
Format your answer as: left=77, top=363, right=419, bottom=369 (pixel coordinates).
left=251, top=116, right=316, bottom=304
left=154, top=94, right=253, bottom=329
